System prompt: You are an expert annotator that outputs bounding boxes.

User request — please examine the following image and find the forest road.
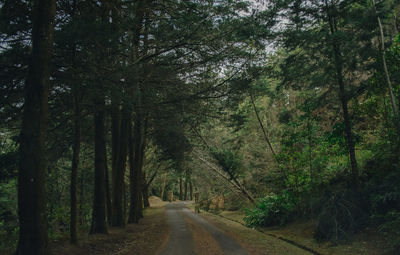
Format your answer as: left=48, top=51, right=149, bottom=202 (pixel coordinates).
left=158, top=201, right=248, bottom=255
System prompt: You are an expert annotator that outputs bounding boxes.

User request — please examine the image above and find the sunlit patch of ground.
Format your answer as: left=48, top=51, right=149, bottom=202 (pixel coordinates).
left=148, top=196, right=168, bottom=207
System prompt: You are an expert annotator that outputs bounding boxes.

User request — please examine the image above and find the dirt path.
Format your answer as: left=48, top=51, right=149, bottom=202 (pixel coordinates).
left=159, top=202, right=248, bottom=255
left=49, top=199, right=313, bottom=255
left=159, top=202, right=195, bottom=255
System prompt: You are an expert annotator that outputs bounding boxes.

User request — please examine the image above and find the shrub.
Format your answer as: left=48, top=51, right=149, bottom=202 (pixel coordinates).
left=244, top=191, right=296, bottom=227
left=313, top=189, right=368, bottom=243
left=374, top=210, right=400, bottom=250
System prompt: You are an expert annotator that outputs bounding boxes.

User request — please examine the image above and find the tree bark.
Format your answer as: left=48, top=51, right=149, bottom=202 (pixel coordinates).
left=128, top=114, right=145, bottom=223
left=105, top=158, right=112, bottom=226
left=128, top=0, right=146, bottom=223
left=90, top=97, right=108, bottom=234
left=142, top=173, right=150, bottom=208
left=160, top=173, right=166, bottom=201
left=17, top=0, right=55, bottom=253
left=143, top=189, right=150, bottom=208
left=109, top=100, right=119, bottom=222
left=372, top=0, right=400, bottom=155
left=189, top=179, right=193, bottom=201
left=307, top=120, right=313, bottom=174
left=142, top=166, right=159, bottom=207
left=138, top=127, right=146, bottom=219
left=70, top=93, right=81, bottom=244
left=112, top=108, right=130, bottom=227
left=184, top=174, right=188, bottom=201
left=69, top=0, right=80, bottom=243
left=179, top=176, right=183, bottom=200
left=109, top=100, right=120, bottom=226
left=123, top=179, right=127, bottom=221
left=372, top=0, right=400, bottom=122
left=326, top=2, right=359, bottom=185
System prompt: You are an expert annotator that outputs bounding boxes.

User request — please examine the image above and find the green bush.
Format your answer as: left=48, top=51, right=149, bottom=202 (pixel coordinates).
left=313, top=189, right=368, bottom=243
left=244, top=191, right=296, bottom=227
left=369, top=164, right=400, bottom=250
left=374, top=210, right=400, bottom=250
left=0, top=179, right=18, bottom=254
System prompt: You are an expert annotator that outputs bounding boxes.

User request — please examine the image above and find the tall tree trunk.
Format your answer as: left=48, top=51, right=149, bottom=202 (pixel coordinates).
left=79, top=174, right=84, bottom=226
left=105, top=160, right=112, bottom=226
left=160, top=173, right=166, bottom=201
left=138, top=127, right=146, bottom=219
left=326, top=3, right=359, bottom=185
left=112, top=108, right=130, bottom=227
left=128, top=115, right=144, bottom=223
left=17, top=0, right=55, bottom=253
left=110, top=100, right=120, bottom=225
left=307, top=119, right=313, bottom=174
left=70, top=94, right=81, bottom=244
left=128, top=121, right=136, bottom=223
left=69, top=0, right=80, bottom=243
left=184, top=174, right=188, bottom=201
left=90, top=97, right=108, bottom=234
left=142, top=173, right=150, bottom=208
left=372, top=0, right=400, bottom=156
left=128, top=0, right=146, bottom=223
left=123, top=179, right=127, bottom=221
left=179, top=177, right=183, bottom=200
left=189, top=179, right=193, bottom=201
left=372, top=0, right=400, bottom=122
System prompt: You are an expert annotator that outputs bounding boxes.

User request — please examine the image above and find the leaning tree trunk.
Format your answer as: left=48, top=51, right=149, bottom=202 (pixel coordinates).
left=17, top=0, right=55, bottom=254
left=326, top=4, right=359, bottom=186
left=90, top=97, right=108, bottom=234
left=372, top=0, right=400, bottom=157
left=372, top=0, right=400, bottom=124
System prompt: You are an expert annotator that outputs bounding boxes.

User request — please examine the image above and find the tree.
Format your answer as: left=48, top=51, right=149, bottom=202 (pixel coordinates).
left=270, top=0, right=384, bottom=185
left=324, top=0, right=359, bottom=185
left=16, top=0, right=56, bottom=253
left=89, top=0, right=114, bottom=234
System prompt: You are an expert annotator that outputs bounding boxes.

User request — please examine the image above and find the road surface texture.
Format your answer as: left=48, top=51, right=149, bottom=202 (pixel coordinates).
left=158, top=202, right=312, bottom=255
left=159, top=202, right=248, bottom=255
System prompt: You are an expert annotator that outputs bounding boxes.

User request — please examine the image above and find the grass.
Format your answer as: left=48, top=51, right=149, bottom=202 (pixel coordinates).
left=197, top=210, right=312, bottom=255
left=213, top=209, right=395, bottom=255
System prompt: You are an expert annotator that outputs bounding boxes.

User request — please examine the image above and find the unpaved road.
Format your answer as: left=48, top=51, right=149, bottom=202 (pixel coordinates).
left=158, top=202, right=313, bottom=255
left=49, top=198, right=312, bottom=255
left=159, top=202, right=248, bottom=255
